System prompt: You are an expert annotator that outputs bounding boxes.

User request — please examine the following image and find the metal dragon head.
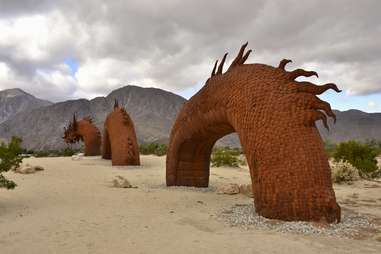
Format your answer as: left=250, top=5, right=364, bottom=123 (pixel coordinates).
left=62, top=113, right=82, bottom=144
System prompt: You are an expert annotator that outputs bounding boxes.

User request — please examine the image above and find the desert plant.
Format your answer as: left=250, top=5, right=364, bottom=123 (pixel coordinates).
left=139, top=143, right=167, bottom=156
left=33, top=150, right=50, bottom=157
left=32, top=147, right=81, bottom=157
left=211, top=147, right=241, bottom=167
left=60, top=147, right=79, bottom=157
left=0, top=136, right=23, bottom=189
left=365, top=139, right=381, bottom=155
left=329, top=160, right=360, bottom=184
left=333, top=140, right=380, bottom=178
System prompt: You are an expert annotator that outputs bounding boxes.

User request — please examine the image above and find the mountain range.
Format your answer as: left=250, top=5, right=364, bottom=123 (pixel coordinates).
left=0, top=86, right=380, bottom=150
left=0, top=88, right=51, bottom=124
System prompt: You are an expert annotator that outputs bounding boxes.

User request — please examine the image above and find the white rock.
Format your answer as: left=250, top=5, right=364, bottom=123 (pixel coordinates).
left=71, top=155, right=82, bottom=161
left=112, top=176, right=134, bottom=188
left=15, top=165, right=36, bottom=174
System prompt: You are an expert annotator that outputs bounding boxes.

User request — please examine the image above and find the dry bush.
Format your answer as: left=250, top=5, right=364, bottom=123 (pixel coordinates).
left=330, top=160, right=360, bottom=184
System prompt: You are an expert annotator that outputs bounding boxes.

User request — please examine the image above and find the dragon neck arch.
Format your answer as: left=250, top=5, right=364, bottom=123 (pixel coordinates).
left=102, top=102, right=140, bottom=166
left=166, top=42, right=341, bottom=223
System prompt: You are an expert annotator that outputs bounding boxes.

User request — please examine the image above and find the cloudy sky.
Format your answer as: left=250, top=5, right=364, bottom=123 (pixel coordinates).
left=0, top=0, right=380, bottom=112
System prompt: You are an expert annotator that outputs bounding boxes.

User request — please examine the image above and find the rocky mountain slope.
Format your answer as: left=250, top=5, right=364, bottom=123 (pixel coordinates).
left=0, top=86, right=380, bottom=150
left=319, top=110, right=381, bottom=143
left=0, top=85, right=187, bottom=150
left=0, top=88, right=52, bottom=123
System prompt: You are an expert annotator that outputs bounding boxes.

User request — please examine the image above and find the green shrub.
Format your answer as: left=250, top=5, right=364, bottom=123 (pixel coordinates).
left=365, top=139, right=381, bottom=155
left=139, top=143, right=167, bottom=156
left=33, top=148, right=80, bottom=157
left=33, top=150, right=50, bottom=157
left=333, top=140, right=380, bottom=178
left=60, top=148, right=78, bottom=157
left=211, top=147, right=241, bottom=167
left=330, top=160, right=360, bottom=184
left=0, top=136, right=23, bottom=189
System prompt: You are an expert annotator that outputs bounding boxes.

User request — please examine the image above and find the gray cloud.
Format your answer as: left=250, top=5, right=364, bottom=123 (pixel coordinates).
left=0, top=0, right=380, bottom=101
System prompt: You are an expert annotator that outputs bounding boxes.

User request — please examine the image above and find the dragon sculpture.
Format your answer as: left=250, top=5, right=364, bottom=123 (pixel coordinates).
left=166, top=42, right=341, bottom=223
left=63, top=114, right=101, bottom=156
left=102, top=100, right=140, bottom=166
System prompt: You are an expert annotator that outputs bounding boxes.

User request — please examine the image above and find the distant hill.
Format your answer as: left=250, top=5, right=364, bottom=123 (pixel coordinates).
left=0, top=88, right=52, bottom=123
left=318, top=110, right=381, bottom=143
left=0, top=85, right=187, bottom=150
left=0, top=86, right=379, bottom=150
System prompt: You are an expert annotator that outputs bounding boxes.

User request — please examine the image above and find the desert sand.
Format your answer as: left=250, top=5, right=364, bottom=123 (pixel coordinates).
left=0, top=155, right=380, bottom=254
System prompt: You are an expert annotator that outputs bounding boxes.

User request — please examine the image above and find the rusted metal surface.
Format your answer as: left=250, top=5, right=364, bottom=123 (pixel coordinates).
left=63, top=115, right=101, bottom=156
left=102, top=101, right=140, bottom=166
left=166, top=43, right=341, bottom=223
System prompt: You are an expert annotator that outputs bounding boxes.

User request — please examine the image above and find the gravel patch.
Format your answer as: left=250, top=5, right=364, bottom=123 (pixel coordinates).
left=217, top=203, right=380, bottom=239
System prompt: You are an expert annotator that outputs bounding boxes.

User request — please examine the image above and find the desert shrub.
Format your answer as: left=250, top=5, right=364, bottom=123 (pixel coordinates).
left=33, top=148, right=80, bottom=157
left=367, top=167, right=381, bottom=179
left=59, top=148, right=78, bottom=157
left=330, top=160, right=360, bottom=184
left=139, top=143, right=167, bottom=156
left=33, top=150, right=50, bottom=157
left=211, top=147, right=241, bottom=167
left=365, top=139, right=381, bottom=155
left=0, top=136, right=23, bottom=189
left=333, top=140, right=380, bottom=178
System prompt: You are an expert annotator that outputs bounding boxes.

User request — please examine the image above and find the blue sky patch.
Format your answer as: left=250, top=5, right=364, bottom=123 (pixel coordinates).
left=64, top=58, right=79, bottom=76
left=319, top=90, right=381, bottom=113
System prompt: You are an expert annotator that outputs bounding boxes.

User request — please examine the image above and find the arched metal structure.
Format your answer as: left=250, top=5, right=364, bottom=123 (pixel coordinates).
left=102, top=101, right=140, bottom=166
left=166, top=43, right=341, bottom=223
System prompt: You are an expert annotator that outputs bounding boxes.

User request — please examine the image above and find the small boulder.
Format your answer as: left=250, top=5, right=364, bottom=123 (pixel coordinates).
left=217, top=183, right=240, bottom=195
left=112, top=176, right=136, bottom=188
left=15, top=164, right=36, bottom=174
left=71, top=154, right=83, bottom=161
left=239, top=184, right=253, bottom=198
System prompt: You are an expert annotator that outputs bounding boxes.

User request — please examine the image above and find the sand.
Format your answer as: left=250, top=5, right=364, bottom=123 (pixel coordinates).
left=0, top=155, right=380, bottom=254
